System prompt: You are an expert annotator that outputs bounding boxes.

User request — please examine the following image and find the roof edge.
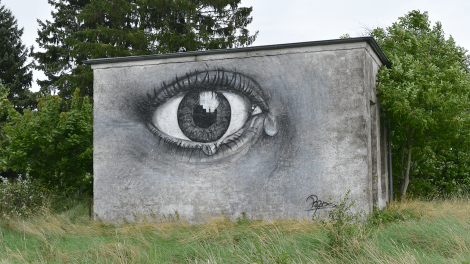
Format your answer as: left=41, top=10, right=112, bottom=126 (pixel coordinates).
left=83, top=37, right=391, bottom=68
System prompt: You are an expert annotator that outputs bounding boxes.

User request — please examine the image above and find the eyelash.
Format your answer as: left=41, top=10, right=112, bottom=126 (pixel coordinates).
left=137, top=68, right=269, bottom=160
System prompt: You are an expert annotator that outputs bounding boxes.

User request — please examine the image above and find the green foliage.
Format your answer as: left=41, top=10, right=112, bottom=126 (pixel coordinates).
left=0, top=1, right=35, bottom=112
left=235, top=236, right=290, bottom=264
left=319, top=190, right=367, bottom=257
left=235, top=212, right=250, bottom=225
left=0, top=175, right=50, bottom=219
left=33, top=0, right=258, bottom=100
left=367, top=203, right=421, bottom=229
left=372, top=10, right=470, bottom=198
left=0, top=85, right=93, bottom=192
left=32, top=0, right=92, bottom=99
left=0, top=81, right=12, bottom=120
left=0, top=81, right=14, bottom=171
left=408, top=146, right=470, bottom=197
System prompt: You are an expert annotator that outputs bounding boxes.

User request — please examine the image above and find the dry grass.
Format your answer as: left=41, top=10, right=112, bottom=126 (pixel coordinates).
left=0, top=198, right=469, bottom=263
left=390, top=197, right=470, bottom=219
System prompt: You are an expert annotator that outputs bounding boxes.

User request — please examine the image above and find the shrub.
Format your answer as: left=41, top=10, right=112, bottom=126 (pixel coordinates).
left=0, top=86, right=93, bottom=193
left=320, top=190, right=368, bottom=258
left=0, top=175, right=50, bottom=219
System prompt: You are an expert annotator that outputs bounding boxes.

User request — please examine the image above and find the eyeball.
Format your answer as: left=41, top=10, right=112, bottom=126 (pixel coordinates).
left=153, top=90, right=260, bottom=144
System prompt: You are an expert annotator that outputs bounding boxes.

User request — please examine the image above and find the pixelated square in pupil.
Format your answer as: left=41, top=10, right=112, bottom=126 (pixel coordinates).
left=193, top=106, right=217, bottom=128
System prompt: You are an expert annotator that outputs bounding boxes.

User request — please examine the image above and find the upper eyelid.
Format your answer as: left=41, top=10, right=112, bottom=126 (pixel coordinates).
left=144, top=69, right=269, bottom=110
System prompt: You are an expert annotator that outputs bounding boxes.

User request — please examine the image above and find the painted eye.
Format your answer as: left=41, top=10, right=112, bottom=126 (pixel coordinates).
left=137, top=69, right=277, bottom=159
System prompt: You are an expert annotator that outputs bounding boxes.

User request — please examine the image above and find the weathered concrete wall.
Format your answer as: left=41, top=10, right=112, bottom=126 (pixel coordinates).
left=91, top=40, right=388, bottom=223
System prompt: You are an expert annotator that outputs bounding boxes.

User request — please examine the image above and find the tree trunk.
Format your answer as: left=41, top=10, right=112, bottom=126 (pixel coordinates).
left=400, top=142, right=406, bottom=180
left=400, top=128, right=414, bottom=200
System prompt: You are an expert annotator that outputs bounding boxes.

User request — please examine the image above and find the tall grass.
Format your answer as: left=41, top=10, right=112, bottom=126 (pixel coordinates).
left=0, top=196, right=469, bottom=263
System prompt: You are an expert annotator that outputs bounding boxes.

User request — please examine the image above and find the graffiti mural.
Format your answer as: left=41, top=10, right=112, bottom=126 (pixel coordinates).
left=136, top=69, right=278, bottom=160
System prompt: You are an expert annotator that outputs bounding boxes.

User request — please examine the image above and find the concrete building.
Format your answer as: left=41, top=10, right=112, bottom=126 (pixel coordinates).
left=85, top=37, right=391, bottom=223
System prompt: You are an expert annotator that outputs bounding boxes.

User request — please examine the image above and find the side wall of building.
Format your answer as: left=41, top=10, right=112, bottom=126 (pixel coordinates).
left=365, top=45, right=389, bottom=209
left=92, top=42, right=385, bottom=223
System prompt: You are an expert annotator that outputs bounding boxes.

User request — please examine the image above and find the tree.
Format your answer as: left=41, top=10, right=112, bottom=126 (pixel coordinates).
left=32, top=0, right=91, bottom=100
left=372, top=10, right=470, bottom=199
left=0, top=84, right=93, bottom=192
left=32, top=0, right=258, bottom=100
left=0, top=1, right=34, bottom=112
left=0, top=81, right=12, bottom=172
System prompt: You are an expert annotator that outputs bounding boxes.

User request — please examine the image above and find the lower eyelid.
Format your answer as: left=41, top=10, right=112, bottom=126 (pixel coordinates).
left=146, top=113, right=266, bottom=160
left=213, top=114, right=265, bottom=154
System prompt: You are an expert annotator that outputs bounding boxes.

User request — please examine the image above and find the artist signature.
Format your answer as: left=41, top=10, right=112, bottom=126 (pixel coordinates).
left=305, top=195, right=337, bottom=220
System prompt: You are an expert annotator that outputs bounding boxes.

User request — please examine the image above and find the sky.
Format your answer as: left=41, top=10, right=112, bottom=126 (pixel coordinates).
left=2, top=0, right=470, bottom=92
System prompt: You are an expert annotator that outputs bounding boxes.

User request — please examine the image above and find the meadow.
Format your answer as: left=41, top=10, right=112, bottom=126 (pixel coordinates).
left=0, top=192, right=470, bottom=263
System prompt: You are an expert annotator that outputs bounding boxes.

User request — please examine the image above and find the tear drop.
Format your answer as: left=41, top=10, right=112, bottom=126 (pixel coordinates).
left=202, top=144, right=217, bottom=156
left=264, top=113, right=278, bottom=136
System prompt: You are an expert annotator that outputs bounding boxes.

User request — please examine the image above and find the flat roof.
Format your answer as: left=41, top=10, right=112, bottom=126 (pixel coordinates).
left=83, top=37, right=391, bottom=68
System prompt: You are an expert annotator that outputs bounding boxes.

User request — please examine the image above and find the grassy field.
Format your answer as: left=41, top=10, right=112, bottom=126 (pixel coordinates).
left=0, top=197, right=470, bottom=263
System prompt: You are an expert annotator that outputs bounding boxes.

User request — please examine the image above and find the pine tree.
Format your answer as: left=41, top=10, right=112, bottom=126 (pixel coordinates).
left=32, top=0, right=91, bottom=100
left=0, top=1, right=34, bottom=112
left=33, top=0, right=258, bottom=100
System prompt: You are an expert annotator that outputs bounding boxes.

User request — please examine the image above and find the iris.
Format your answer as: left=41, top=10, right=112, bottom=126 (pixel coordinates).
left=177, top=91, right=231, bottom=142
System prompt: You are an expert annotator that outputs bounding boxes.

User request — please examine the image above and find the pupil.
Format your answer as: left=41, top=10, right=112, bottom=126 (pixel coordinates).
left=193, top=106, right=217, bottom=128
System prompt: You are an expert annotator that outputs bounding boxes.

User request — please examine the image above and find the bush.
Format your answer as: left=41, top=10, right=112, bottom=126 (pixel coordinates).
left=0, top=86, right=93, bottom=193
left=0, top=175, right=50, bottom=219
left=320, top=190, right=367, bottom=256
